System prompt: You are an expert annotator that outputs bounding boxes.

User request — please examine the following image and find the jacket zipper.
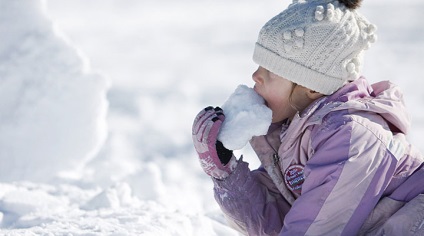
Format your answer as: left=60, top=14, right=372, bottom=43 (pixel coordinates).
left=273, top=153, right=280, bottom=167
left=265, top=135, right=280, bottom=167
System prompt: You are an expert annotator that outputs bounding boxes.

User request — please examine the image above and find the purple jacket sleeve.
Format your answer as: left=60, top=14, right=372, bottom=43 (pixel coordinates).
left=212, top=159, right=291, bottom=236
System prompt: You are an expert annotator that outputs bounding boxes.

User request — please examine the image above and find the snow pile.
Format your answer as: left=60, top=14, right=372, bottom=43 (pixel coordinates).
left=0, top=0, right=108, bottom=182
left=218, top=85, right=272, bottom=150
left=0, top=0, right=237, bottom=234
left=0, top=182, right=239, bottom=235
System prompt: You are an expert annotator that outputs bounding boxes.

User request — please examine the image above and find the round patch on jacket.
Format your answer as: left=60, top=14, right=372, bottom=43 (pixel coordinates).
left=284, top=164, right=305, bottom=194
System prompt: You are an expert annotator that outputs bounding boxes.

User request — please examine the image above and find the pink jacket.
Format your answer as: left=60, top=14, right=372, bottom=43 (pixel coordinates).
left=212, top=77, right=424, bottom=235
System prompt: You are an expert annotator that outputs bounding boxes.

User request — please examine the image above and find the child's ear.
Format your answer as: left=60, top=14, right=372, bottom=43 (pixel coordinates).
left=306, top=89, right=324, bottom=100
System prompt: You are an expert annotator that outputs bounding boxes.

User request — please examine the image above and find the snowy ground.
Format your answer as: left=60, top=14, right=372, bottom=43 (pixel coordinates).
left=0, top=0, right=423, bottom=235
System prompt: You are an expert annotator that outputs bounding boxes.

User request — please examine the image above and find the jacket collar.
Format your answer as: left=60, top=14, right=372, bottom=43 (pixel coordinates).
left=279, top=77, right=410, bottom=148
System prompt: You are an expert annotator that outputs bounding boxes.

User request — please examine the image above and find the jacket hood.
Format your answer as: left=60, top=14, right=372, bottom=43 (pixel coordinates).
left=299, top=77, right=411, bottom=134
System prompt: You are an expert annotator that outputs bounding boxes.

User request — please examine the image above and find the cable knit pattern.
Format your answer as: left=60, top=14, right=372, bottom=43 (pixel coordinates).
left=253, top=0, right=377, bottom=95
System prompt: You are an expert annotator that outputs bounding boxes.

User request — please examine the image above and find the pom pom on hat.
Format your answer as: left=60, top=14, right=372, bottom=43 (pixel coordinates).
left=253, top=0, right=377, bottom=95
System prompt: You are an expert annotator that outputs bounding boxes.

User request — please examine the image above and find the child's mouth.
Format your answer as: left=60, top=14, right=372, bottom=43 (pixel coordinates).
left=253, top=86, right=268, bottom=107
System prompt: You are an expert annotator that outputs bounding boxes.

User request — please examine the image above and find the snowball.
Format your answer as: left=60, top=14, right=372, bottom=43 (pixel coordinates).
left=217, top=85, right=272, bottom=150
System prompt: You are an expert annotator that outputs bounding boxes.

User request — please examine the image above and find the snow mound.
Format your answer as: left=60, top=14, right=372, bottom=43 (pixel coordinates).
left=0, top=0, right=109, bottom=182
left=81, top=183, right=139, bottom=210
left=0, top=182, right=239, bottom=235
left=218, top=85, right=272, bottom=150
left=0, top=189, right=63, bottom=216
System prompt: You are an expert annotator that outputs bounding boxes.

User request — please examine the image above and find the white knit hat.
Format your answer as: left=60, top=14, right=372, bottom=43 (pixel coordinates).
left=253, top=0, right=377, bottom=95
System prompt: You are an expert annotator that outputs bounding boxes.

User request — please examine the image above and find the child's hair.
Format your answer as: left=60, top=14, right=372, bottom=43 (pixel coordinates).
left=338, top=0, right=362, bottom=9
left=253, top=0, right=375, bottom=95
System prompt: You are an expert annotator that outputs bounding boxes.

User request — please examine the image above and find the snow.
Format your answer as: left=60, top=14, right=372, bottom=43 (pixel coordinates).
left=0, top=0, right=423, bottom=235
left=0, top=0, right=108, bottom=182
left=218, top=85, right=272, bottom=150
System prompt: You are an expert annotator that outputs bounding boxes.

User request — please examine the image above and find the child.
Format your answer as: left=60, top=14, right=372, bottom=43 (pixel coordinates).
left=192, top=0, right=424, bottom=235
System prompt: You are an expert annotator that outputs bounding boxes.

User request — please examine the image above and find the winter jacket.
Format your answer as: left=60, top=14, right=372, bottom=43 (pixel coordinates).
left=212, top=77, right=424, bottom=235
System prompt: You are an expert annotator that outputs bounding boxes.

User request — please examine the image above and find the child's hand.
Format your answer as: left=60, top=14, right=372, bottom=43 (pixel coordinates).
left=192, top=106, right=237, bottom=179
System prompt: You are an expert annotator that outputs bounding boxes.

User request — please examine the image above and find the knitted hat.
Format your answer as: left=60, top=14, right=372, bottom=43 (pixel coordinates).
left=253, top=0, right=377, bottom=95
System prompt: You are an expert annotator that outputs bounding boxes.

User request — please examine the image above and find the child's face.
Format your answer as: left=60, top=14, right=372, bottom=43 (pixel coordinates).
left=252, top=66, right=298, bottom=123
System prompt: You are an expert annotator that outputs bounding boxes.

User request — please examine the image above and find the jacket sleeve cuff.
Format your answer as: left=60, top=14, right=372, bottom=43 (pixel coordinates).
left=212, top=157, right=250, bottom=193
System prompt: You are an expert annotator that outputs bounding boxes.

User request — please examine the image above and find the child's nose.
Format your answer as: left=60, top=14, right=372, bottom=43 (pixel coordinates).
left=252, top=69, right=262, bottom=84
